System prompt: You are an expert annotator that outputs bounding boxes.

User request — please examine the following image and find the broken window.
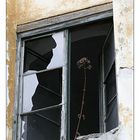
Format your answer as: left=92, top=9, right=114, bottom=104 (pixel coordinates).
left=24, top=32, right=65, bottom=74
left=17, top=18, right=118, bottom=140
left=20, top=31, right=65, bottom=140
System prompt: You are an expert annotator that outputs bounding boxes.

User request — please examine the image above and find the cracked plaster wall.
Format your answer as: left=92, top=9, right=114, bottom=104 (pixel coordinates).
left=7, top=0, right=133, bottom=140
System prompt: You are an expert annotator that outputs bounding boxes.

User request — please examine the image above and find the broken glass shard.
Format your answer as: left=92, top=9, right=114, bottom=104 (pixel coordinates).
left=24, top=32, right=65, bottom=74
left=21, top=107, right=61, bottom=140
left=22, top=68, right=62, bottom=113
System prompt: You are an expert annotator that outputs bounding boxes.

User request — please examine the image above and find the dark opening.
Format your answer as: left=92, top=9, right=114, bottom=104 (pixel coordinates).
left=70, top=18, right=118, bottom=139
left=24, top=36, right=56, bottom=72
left=22, top=107, right=61, bottom=140
left=70, top=36, right=105, bottom=137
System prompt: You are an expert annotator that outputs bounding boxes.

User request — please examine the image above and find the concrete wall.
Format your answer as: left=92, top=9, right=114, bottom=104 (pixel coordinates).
left=7, top=0, right=133, bottom=140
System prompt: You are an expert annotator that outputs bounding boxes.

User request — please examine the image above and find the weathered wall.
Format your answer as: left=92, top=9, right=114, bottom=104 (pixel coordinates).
left=17, top=0, right=112, bottom=25
left=7, top=0, right=17, bottom=139
left=7, top=0, right=133, bottom=140
left=113, top=0, right=133, bottom=139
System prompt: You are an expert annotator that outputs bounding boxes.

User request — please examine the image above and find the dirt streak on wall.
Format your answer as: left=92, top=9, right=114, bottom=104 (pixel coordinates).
left=7, top=0, right=17, bottom=139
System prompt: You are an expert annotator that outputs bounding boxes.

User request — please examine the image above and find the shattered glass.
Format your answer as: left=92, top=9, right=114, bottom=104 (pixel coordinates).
left=24, top=32, right=65, bottom=74
left=23, top=68, right=62, bottom=112
left=21, top=107, right=61, bottom=140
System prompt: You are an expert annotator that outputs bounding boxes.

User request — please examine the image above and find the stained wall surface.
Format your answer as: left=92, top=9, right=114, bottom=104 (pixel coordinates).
left=113, top=0, right=133, bottom=139
left=7, top=0, right=17, bottom=139
left=16, top=0, right=112, bottom=25
left=7, top=0, right=133, bottom=140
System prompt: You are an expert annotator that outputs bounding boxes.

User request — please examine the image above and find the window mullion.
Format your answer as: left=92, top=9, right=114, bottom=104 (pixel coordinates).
left=101, top=44, right=107, bottom=133
left=100, top=25, right=114, bottom=133
left=13, top=37, right=22, bottom=140
left=67, top=30, right=71, bottom=140
left=60, top=30, right=69, bottom=140
left=17, top=41, right=25, bottom=140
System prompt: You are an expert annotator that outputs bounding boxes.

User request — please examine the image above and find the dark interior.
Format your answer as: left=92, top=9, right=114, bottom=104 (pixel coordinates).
left=22, top=68, right=62, bottom=140
left=24, top=35, right=56, bottom=72
left=23, top=35, right=62, bottom=140
left=70, top=19, right=116, bottom=139
left=22, top=107, right=61, bottom=140
left=70, top=36, right=105, bottom=139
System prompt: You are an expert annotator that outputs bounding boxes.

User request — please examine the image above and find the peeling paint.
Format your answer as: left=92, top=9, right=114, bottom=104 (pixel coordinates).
left=6, top=65, right=10, bottom=105
left=7, top=0, right=17, bottom=140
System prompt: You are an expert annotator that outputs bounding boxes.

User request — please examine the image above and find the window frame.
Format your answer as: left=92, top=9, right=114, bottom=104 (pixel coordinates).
left=13, top=3, right=114, bottom=140
left=100, top=25, right=119, bottom=133
left=15, top=31, right=69, bottom=140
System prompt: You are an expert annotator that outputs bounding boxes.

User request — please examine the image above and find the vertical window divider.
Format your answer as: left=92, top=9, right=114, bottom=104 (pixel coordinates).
left=61, top=30, right=69, bottom=140
left=17, top=40, right=25, bottom=140
left=99, top=54, right=104, bottom=133
left=101, top=42, right=106, bottom=133
left=67, top=30, right=71, bottom=140
left=100, top=24, right=113, bottom=133
left=13, top=36, right=21, bottom=140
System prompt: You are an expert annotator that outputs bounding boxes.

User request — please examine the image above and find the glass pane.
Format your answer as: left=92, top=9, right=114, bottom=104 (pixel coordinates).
left=104, top=31, right=115, bottom=80
left=23, top=68, right=62, bottom=112
left=105, top=98, right=118, bottom=132
left=105, top=63, right=118, bottom=131
left=105, top=63, right=117, bottom=104
left=21, top=107, right=61, bottom=140
left=24, top=32, right=65, bottom=73
left=71, top=21, right=112, bottom=43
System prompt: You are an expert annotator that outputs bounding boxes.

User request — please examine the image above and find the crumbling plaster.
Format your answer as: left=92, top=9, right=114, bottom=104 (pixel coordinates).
left=7, top=0, right=133, bottom=140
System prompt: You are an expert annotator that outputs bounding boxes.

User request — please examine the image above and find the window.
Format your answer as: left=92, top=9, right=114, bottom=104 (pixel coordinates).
left=69, top=19, right=118, bottom=139
left=14, top=9, right=118, bottom=140
left=19, top=32, right=66, bottom=140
